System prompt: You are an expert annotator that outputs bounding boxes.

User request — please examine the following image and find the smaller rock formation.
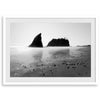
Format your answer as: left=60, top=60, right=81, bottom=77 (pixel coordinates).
left=47, top=38, right=70, bottom=47
left=29, top=33, right=43, bottom=47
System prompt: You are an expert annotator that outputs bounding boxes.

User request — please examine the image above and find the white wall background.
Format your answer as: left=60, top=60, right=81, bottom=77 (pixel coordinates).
left=0, top=0, right=99, bottom=100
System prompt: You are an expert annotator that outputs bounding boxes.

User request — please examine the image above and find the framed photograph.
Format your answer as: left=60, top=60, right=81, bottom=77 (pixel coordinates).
left=3, top=17, right=96, bottom=85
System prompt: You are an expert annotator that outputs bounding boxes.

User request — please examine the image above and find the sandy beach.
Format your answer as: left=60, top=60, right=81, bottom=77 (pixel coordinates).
left=10, top=46, right=91, bottom=77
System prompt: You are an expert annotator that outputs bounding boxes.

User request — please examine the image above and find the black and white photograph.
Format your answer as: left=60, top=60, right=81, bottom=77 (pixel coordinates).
left=3, top=18, right=96, bottom=84
left=1, top=1, right=100, bottom=100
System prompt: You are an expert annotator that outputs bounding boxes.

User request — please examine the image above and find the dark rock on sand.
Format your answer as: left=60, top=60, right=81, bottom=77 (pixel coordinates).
left=29, top=33, right=43, bottom=47
left=47, top=38, right=70, bottom=47
left=67, top=67, right=70, bottom=69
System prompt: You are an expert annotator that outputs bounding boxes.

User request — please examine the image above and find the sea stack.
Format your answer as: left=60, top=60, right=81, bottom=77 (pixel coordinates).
left=47, top=38, right=70, bottom=47
left=29, top=33, right=43, bottom=47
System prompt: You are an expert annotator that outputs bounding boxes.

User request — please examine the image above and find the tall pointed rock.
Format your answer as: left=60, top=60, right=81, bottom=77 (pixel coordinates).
left=29, top=33, right=43, bottom=47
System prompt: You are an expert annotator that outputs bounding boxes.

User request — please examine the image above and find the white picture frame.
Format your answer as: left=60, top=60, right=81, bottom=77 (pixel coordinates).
left=2, top=17, right=96, bottom=85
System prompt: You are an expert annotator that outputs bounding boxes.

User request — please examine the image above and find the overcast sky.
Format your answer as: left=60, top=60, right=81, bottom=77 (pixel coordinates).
left=10, top=22, right=91, bottom=47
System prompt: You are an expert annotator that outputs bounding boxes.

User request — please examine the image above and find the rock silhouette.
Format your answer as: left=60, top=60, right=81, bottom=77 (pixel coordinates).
left=47, top=38, right=70, bottom=47
left=29, top=33, right=43, bottom=47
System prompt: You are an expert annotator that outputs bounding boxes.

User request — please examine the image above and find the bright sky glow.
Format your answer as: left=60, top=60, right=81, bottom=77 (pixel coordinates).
left=10, top=23, right=91, bottom=47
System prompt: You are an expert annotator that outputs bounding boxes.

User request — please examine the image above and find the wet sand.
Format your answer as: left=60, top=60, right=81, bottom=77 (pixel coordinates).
left=10, top=46, right=91, bottom=77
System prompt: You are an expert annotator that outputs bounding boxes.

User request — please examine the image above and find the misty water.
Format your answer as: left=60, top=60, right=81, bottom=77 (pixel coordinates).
left=10, top=46, right=91, bottom=77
